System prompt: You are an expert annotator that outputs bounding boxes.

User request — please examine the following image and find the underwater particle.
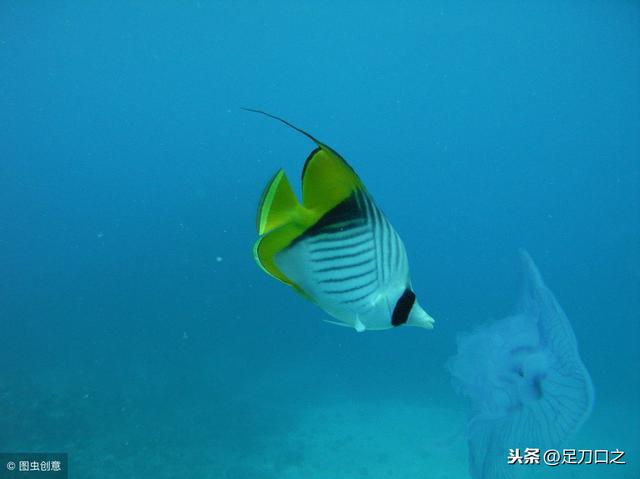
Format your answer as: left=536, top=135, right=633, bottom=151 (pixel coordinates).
left=216, top=256, right=223, bottom=262
left=248, top=109, right=434, bottom=333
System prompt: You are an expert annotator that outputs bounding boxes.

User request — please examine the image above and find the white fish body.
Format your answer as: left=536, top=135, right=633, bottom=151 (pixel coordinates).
left=276, top=189, right=433, bottom=331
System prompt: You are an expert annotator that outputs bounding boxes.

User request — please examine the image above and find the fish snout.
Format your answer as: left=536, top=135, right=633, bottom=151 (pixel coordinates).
left=408, top=302, right=435, bottom=329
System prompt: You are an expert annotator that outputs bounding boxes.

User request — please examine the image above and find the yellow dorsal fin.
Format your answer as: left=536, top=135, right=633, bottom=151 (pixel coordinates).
left=301, top=146, right=364, bottom=213
left=244, top=108, right=365, bottom=215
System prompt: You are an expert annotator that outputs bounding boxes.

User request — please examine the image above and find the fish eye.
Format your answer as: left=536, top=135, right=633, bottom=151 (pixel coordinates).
left=391, top=288, right=416, bottom=327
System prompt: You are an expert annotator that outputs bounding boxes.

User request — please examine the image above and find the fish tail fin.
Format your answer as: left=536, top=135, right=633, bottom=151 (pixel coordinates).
left=256, top=169, right=304, bottom=235
left=253, top=170, right=314, bottom=290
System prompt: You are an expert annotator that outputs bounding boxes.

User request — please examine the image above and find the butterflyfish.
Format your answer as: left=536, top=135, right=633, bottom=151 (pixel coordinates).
left=249, top=109, right=435, bottom=332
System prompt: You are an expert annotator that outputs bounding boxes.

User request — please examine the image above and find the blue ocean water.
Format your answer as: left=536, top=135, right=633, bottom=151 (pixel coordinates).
left=1, top=1, right=638, bottom=478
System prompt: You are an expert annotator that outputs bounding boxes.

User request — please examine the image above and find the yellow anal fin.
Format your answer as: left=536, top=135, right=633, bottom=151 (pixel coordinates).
left=301, top=147, right=365, bottom=214
left=253, top=223, right=307, bottom=291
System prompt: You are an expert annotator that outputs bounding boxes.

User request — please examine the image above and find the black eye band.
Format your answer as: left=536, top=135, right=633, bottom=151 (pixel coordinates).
left=392, top=288, right=416, bottom=326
